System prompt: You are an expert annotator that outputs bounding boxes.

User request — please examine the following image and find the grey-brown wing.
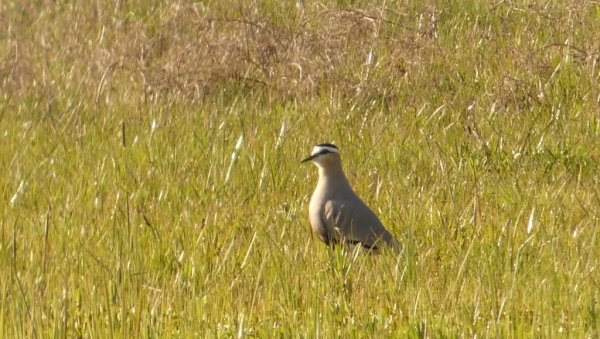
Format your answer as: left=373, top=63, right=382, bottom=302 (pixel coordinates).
left=323, top=198, right=395, bottom=248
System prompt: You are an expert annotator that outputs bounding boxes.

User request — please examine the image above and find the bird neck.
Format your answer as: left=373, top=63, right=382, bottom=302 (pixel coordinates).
left=317, top=164, right=352, bottom=189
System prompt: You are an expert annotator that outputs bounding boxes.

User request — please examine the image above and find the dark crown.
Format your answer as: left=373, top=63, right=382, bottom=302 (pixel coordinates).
left=316, top=143, right=338, bottom=149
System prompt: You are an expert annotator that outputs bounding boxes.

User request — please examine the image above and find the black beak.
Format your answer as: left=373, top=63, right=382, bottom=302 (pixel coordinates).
left=301, top=154, right=317, bottom=163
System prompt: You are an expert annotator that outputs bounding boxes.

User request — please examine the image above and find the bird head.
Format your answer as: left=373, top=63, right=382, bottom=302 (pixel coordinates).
left=301, top=143, right=341, bottom=168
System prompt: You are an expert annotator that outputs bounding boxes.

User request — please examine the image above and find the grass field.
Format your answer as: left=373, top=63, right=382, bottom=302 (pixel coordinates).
left=1, top=0, right=600, bottom=337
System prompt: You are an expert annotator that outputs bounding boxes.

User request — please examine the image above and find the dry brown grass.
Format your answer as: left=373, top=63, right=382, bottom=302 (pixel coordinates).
left=108, top=2, right=439, bottom=104
left=3, top=1, right=599, bottom=114
left=1, top=1, right=446, bottom=106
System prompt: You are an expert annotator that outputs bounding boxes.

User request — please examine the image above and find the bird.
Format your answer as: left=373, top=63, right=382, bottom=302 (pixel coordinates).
left=301, top=143, right=399, bottom=251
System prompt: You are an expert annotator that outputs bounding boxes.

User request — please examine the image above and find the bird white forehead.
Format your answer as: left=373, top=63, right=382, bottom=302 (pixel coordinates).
left=311, top=145, right=339, bottom=156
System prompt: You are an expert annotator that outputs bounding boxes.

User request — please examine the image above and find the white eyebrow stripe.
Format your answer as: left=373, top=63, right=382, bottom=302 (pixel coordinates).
left=311, top=146, right=339, bottom=156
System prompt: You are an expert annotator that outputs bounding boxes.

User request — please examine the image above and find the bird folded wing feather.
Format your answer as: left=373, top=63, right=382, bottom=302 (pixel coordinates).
left=324, top=200, right=369, bottom=245
left=324, top=199, right=393, bottom=249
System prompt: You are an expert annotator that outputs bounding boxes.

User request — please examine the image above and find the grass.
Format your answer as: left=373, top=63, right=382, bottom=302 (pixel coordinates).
left=1, top=0, right=600, bottom=337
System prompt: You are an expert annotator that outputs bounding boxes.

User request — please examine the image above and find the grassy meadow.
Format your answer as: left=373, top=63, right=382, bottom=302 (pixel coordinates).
left=2, top=0, right=600, bottom=337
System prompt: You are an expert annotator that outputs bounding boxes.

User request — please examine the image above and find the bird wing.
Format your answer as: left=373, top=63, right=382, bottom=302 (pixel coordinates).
left=323, top=197, right=395, bottom=248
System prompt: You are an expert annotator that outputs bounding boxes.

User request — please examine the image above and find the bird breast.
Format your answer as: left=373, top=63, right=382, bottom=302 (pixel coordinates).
left=308, top=188, right=330, bottom=242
